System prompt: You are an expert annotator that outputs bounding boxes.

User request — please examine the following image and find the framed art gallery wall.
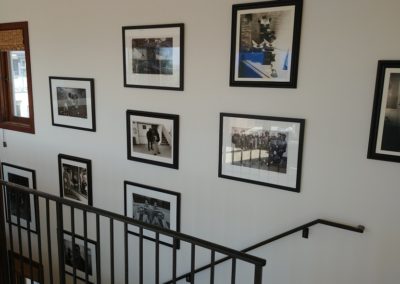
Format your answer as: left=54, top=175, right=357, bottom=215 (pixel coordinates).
left=1, top=0, right=400, bottom=284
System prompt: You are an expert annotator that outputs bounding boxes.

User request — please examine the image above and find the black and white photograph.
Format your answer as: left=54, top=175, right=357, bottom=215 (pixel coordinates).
left=124, top=181, right=181, bottom=247
left=63, top=232, right=97, bottom=283
left=230, top=0, right=303, bottom=88
left=368, top=60, right=400, bottom=163
left=126, top=110, right=179, bottom=169
left=1, top=163, right=37, bottom=232
left=56, top=87, right=87, bottom=118
left=132, top=37, right=173, bottom=75
left=50, top=77, right=96, bottom=131
left=58, top=154, right=92, bottom=206
left=131, top=193, right=171, bottom=229
left=123, top=24, right=184, bottom=90
left=219, top=113, right=305, bottom=192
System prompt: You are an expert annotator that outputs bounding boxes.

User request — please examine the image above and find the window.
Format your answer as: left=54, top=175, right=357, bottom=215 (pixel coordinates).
left=0, top=22, right=34, bottom=133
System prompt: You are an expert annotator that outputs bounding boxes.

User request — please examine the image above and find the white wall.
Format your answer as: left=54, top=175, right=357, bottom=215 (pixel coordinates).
left=1, top=0, right=400, bottom=283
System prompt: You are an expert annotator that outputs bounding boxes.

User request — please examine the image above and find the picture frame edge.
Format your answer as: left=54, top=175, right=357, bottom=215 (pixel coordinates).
left=367, top=60, right=400, bottom=163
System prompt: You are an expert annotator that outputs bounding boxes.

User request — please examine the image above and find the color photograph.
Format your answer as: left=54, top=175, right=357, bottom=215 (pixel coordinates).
left=230, top=0, right=302, bottom=87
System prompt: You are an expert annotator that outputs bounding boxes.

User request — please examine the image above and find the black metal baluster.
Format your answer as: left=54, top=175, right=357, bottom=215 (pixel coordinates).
left=190, top=244, right=196, bottom=284
left=139, top=227, right=143, bottom=284
left=34, top=196, right=43, bottom=283
left=16, top=190, right=24, bottom=281
left=110, top=219, right=114, bottom=284
left=0, top=184, right=10, bottom=284
left=71, top=206, right=77, bottom=284
left=231, top=258, right=236, bottom=284
left=124, top=223, right=128, bottom=284
left=210, top=250, right=215, bottom=284
left=155, top=232, right=159, bottom=284
left=6, top=187, right=14, bottom=268
left=56, top=202, right=65, bottom=284
left=254, top=264, right=263, bottom=284
left=46, top=199, right=54, bottom=284
left=27, top=192, right=33, bottom=284
left=172, top=238, right=177, bottom=284
left=96, top=214, right=101, bottom=284
left=83, top=210, right=89, bottom=284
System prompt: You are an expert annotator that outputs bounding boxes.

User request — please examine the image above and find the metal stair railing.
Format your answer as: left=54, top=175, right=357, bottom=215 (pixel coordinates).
left=165, top=219, right=365, bottom=284
left=0, top=180, right=266, bottom=284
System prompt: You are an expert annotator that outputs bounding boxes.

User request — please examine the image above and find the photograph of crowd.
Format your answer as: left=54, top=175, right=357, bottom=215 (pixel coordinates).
left=131, top=193, right=171, bottom=229
left=57, top=87, right=88, bottom=118
left=132, top=37, right=173, bottom=75
left=219, top=113, right=305, bottom=192
left=230, top=127, right=288, bottom=173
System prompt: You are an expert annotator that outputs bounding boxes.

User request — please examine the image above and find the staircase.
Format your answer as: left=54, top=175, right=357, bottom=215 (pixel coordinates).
left=0, top=180, right=265, bottom=284
left=0, top=180, right=365, bottom=284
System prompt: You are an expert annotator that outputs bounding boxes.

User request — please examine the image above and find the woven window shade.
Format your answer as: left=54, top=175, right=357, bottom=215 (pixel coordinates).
left=0, top=29, right=25, bottom=51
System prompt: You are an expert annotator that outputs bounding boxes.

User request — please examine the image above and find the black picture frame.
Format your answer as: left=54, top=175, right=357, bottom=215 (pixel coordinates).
left=49, top=76, right=96, bottom=132
left=218, top=113, right=305, bottom=192
left=1, top=162, right=38, bottom=233
left=62, top=231, right=98, bottom=284
left=126, top=110, right=179, bottom=169
left=368, top=60, right=400, bottom=163
left=124, top=181, right=181, bottom=248
left=229, top=0, right=303, bottom=88
left=58, top=154, right=93, bottom=206
left=122, top=23, right=184, bottom=91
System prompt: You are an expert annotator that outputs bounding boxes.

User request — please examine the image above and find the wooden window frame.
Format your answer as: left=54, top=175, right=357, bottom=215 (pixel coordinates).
left=0, top=21, right=35, bottom=134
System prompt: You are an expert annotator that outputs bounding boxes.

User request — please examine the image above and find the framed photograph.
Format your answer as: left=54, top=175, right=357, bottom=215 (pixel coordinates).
left=58, top=154, right=92, bottom=206
left=8, top=251, right=44, bottom=284
left=368, top=60, right=400, bottom=163
left=219, top=113, right=305, bottom=192
left=230, top=0, right=303, bottom=88
left=1, top=163, right=37, bottom=232
left=49, top=76, right=96, bottom=131
left=122, top=23, right=184, bottom=90
left=126, top=110, right=179, bottom=169
left=63, top=231, right=98, bottom=284
left=124, top=181, right=181, bottom=248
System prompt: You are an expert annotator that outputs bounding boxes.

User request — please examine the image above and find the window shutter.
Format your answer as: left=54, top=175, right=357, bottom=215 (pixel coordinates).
left=0, top=29, right=25, bottom=51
